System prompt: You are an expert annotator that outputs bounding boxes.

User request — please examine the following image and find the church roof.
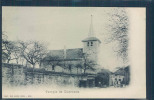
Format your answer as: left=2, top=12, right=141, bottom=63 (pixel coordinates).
left=82, top=37, right=101, bottom=43
left=114, top=66, right=130, bottom=75
left=48, top=48, right=83, bottom=60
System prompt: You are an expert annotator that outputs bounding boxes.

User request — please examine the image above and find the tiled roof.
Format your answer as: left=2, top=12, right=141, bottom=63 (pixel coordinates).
left=114, top=66, right=130, bottom=75
left=48, top=48, right=83, bottom=59
left=82, top=37, right=101, bottom=43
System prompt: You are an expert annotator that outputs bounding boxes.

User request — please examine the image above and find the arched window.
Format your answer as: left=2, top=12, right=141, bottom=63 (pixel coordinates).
left=91, top=42, right=93, bottom=46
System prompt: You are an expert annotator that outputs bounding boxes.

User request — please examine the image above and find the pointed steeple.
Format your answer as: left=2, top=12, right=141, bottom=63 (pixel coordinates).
left=82, top=15, right=101, bottom=43
left=88, top=15, right=94, bottom=37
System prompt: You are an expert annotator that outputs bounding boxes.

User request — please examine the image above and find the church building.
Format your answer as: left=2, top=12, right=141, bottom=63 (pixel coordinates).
left=42, top=15, right=101, bottom=74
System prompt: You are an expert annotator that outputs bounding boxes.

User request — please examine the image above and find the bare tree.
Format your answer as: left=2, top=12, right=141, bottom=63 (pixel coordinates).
left=81, top=53, right=97, bottom=74
left=2, top=33, right=24, bottom=64
left=10, top=42, right=23, bottom=64
left=2, top=33, right=10, bottom=63
left=106, top=8, right=129, bottom=63
left=2, top=34, right=20, bottom=63
left=17, top=41, right=47, bottom=84
left=2, top=34, right=8, bottom=63
left=18, top=41, right=47, bottom=69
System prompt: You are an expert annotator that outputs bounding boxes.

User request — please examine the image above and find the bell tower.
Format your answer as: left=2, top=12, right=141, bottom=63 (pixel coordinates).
left=82, top=15, right=101, bottom=63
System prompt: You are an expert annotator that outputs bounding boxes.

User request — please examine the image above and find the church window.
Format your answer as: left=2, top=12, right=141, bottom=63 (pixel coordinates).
left=87, top=42, right=89, bottom=46
left=91, top=42, right=93, bottom=46
left=52, top=65, right=55, bottom=71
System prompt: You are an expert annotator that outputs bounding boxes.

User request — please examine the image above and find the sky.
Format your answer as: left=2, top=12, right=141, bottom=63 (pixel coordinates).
left=2, top=7, right=146, bottom=71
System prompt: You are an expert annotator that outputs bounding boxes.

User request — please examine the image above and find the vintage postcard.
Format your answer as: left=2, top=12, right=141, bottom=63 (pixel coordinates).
left=2, top=7, right=146, bottom=98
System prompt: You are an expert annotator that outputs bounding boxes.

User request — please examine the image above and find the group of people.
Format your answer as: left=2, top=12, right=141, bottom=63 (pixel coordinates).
left=114, top=78, right=125, bottom=88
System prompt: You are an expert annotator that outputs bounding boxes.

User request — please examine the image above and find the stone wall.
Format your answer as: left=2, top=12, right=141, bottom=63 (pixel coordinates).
left=2, top=63, right=88, bottom=87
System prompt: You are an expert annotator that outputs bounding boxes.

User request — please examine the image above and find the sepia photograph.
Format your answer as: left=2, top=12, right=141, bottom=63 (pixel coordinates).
left=2, top=7, right=146, bottom=98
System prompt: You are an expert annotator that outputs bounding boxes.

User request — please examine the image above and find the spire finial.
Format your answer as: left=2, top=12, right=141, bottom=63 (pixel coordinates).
left=89, top=14, right=94, bottom=37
